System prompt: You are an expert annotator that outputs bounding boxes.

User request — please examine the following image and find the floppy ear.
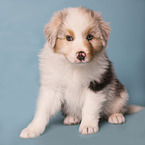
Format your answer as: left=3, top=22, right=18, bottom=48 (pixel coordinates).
left=99, top=21, right=110, bottom=48
left=44, top=10, right=66, bottom=48
left=92, top=11, right=110, bottom=48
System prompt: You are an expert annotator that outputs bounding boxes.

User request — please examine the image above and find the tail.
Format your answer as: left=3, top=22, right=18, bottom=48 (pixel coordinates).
left=127, top=105, right=145, bottom=114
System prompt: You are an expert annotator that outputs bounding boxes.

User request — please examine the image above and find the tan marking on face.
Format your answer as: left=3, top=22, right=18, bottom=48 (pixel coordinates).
left=55, top=29, right=75, bottom=53
left=83, top=26, right=103, bottom=50
left=83, top=38, right=104, bottom=61
left=91, top=38, right=103, bottom=51
left=83, top=40, right=94, bottom=61
left=54, top=37, right=72, bottom=56
left=67, top=29, right=75, bottom=38
left=54, top=29, right=75, bottom=56
left=54, top=38, right=65, bottom=53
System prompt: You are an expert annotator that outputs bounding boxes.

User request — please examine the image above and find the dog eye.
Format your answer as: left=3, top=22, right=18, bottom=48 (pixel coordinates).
left=66, top=35, right=73, bottom=41
left=86, top=34, right=93, bottom=41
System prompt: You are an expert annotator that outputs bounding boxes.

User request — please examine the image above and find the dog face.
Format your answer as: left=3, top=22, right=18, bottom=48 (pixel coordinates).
left=44, top=7, right=110, bottom=64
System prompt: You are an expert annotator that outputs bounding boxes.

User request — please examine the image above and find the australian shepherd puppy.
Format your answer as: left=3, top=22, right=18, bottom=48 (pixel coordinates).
left=20, top=7, right=131, bottom=138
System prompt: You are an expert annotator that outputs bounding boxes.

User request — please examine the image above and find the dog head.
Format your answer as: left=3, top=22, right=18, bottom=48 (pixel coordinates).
left=44, top=7, right=110, bottom=64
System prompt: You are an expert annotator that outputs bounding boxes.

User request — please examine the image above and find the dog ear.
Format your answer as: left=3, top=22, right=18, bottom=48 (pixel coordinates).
left=91, top=11, right=110, bottom=48
left=44, top=10, right=66, bottom=48
left=99, top=21, right=110, bottom=47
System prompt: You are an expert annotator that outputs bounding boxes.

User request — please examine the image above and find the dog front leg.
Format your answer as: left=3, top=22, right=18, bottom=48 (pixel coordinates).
left=20, top=86, right=62, bottom=138
left=79, top=90, right=105, bottom=135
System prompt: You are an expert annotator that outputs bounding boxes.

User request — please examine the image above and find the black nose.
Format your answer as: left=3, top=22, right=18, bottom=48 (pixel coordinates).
left=76, top=51, right=86, bottom=61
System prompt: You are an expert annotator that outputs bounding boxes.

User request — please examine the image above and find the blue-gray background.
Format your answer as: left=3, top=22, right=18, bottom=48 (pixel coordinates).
left=0, top=0, right=145, bottom=145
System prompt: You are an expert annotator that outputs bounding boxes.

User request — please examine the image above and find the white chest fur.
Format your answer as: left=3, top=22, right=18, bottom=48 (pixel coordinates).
left=63, top=67, right=87, bottom=118
left=39, top=44, right=108, bottom=117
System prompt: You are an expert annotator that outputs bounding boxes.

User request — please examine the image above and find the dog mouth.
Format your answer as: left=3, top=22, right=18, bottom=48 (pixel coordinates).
left=69, top=58, right=90, bottom=64
left=75, top=59, right=89, bottom=64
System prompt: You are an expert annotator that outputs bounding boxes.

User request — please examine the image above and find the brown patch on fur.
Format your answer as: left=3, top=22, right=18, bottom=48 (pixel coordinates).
left=54, top=38, right=65, bottom=53
left=54, top=29, right=75, bottom=54
left=54, top=38, right=75, bottom=60
left=83, top=39, right=104, bottom=61
left=91, top=38, right=104, bottom=51
left=79, top=7, right=110, bottom=47
left=83, top=40, right=94, bottom=61
left=44, top=10, right=67, bottom=48
left=67, top=29, right=75, bottom=38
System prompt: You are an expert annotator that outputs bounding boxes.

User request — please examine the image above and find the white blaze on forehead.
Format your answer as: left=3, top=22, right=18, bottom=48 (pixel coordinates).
left=63, top=8, right=93, bottom=54
left=59, top=7, right=100, bottom=63
left=64, top=8, right=92, bottom=36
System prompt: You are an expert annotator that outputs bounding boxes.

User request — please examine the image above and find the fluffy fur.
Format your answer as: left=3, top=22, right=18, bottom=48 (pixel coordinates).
left=20, top=7, right=130, bottom=138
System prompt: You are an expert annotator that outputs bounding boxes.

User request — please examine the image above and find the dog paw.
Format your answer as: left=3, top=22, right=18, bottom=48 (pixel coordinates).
left=20, top=125, right=45, bottom=138
left=79, top=124, right=99, bottom=135
left=64, top=116, right=80, bottom=125
left=108, top=113, right=125, bottom=124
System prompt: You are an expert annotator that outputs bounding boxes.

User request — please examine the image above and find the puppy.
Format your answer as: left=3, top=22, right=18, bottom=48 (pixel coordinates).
left=20, top=7, right=130, bottom=138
